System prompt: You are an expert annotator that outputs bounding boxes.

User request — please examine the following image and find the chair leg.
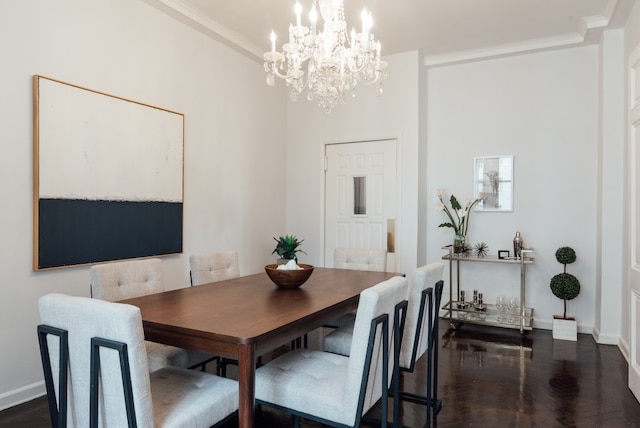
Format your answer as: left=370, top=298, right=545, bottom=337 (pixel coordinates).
left=431, top=331, right=441, bottom=416
left=393, top=370, right=400, bottom=428
left=425, top=292, right=434, bottom=427
left=220, top=359, right=227, bottom=378
left=393, top=300, right=407, bottom=428
left=431, top=281, right=444, bottom=418
left=218, top=356, right=262, bottom=377
left=188, top=356, right=220, bottom=373
left=381, top=339, right=388, bottom=428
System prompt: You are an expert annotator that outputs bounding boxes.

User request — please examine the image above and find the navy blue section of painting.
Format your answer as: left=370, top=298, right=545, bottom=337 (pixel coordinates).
left=38, top=199, right=182, bottom=269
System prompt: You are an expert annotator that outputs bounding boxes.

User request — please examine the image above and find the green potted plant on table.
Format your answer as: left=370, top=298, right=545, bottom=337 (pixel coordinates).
left=550, top=246, right=581, bottom=341
left=272, top=235, right=306, bottom=264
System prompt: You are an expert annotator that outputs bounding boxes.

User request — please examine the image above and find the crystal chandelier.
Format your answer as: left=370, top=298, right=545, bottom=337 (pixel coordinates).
left=263, top=0, right=388, bottom=113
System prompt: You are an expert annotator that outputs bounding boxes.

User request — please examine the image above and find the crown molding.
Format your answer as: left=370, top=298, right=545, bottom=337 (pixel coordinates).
left=142, top=0, right=264, bottom=61
left=424, top=0, right=619, bottom=68
left=143, top=0, right=621, bottom=69
left=423, top=33, right=586, bottom=67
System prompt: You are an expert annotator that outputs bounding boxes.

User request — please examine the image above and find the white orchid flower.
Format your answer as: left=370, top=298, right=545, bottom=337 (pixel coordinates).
left=437, top=189, right=481, bottom=241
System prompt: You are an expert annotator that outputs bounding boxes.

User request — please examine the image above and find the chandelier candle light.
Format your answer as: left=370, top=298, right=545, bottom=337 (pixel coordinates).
left=263, top=0, right=388, bottom=113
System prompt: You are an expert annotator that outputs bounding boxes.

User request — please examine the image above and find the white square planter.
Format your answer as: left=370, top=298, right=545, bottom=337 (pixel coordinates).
left=552, top=317, right=577, bottom=341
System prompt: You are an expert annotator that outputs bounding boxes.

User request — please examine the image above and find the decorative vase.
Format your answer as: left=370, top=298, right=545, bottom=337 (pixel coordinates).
left=453, top=234, right=466, bottom=254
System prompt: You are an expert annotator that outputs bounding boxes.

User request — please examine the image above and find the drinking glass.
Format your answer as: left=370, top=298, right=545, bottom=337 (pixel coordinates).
left=496, top=295, right=507, bottom=322
left=507, top=296, right=519, bottom=324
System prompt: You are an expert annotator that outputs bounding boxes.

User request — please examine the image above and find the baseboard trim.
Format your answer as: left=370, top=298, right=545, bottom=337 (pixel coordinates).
left=592, top=325, right=619, bottom=345
left=0, top=381, right=46, bottom=412
left=534, top=319, right=595, bottom=335
left=619, top=337, right=630, bottom=363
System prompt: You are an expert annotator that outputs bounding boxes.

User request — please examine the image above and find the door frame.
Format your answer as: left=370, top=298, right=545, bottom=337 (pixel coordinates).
left=628, top=41, right=640, bottom=401
left=321, top=138, right=403, bottom=269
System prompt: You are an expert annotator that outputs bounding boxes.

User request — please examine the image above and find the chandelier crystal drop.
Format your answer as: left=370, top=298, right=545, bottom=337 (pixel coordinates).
left=263, top=0, right=388, bottom=113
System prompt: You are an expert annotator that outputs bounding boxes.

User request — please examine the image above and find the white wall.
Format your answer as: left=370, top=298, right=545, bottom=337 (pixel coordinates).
left=284, top=51, right=422, bottom=278
left=626, top=0, right=640, bottom=52
left=284, top=39, right=626, bottom=341
left=426, top=46, right=601, bottom=332
left=0, top=0, right=287, bottom=409
left=417, top=53, right=430, bottom=265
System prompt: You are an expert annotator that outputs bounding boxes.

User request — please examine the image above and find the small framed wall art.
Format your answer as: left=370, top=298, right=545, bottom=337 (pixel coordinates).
left=474, top=155, right=514, bottom=212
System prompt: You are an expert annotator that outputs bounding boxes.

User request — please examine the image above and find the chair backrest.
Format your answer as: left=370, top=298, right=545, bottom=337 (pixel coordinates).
left=344, top=275, right=408, bottom=423
left=38, top=293, right=154, bottom=428
left=333, top=248, right=387, bottom=272
left=90, top=258, right=163, bottom=302
left=399, top=262, right=445, bottom=370
left=189, top=251, right=240, bottom=286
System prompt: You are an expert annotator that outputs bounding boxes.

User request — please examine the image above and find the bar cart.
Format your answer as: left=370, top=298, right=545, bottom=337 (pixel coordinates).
left=441, top=245, right=534, bottom=336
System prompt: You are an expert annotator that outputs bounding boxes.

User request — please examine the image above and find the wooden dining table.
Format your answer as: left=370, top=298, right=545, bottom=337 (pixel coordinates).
left=120, top=267, right=401, bottom=428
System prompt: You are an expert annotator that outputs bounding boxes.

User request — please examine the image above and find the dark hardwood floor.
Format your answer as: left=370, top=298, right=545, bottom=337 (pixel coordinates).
left=3, top=320, right=640, bottom=427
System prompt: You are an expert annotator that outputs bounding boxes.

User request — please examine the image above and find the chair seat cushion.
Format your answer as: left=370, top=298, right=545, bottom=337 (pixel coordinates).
left=146, top=341, right=213, bottom=372
left=255, top=349, right=353, bottom=425
left=323, top=323, right=354, bottom=357
left=151, top=366, right=238, bottom=428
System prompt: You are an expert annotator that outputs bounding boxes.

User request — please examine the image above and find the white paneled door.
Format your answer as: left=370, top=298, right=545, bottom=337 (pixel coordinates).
left=324, top=140, right=397, bottom=271
left=629, top=42, right=640, bottom=402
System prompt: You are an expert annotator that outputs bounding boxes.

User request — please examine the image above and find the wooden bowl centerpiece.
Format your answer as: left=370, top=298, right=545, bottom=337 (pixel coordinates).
left=264, top=263, right=314, bottom=289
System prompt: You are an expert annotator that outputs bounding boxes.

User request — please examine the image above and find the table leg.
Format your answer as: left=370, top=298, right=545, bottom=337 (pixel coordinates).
left=238, top=343, right=256, bottom=428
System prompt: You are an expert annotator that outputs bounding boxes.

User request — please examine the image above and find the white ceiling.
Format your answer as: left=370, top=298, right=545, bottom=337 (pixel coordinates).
left=145, top=0, right=635, bottom=66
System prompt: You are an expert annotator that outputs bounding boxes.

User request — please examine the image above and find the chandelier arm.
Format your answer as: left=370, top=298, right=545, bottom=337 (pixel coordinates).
left=347, top=58, right=367, bottom=74
left=267, top=61, right=311, bottom=94
left=268, top=62, right=294, bottom=81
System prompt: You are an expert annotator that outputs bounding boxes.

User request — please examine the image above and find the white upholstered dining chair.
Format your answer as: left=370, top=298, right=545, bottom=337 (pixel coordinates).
left=333, top=247, right=388, bottom=272
left=89, top=258, right=214, bottom=372
left=325, top=248, right=389, bottom=329
left=324, top=262, right=445, bottom=426
left=37, top=293, right=238, bottom=428
left=189, top=250, right=243, bottom=375
left=255, top=275, right=409, bottom=428
left=189, top=250, right=240, bottom=286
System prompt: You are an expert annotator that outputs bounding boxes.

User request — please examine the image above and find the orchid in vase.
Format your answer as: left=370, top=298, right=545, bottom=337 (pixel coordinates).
left=436, top=188, right=485, bottom=253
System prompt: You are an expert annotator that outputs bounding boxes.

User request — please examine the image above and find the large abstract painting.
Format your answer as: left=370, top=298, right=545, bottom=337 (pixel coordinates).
left=33, top=75, right=184, bottom=270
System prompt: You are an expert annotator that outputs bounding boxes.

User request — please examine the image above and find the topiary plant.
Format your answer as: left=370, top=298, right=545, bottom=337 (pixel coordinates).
left=549, top=246, right=580, bottom=319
